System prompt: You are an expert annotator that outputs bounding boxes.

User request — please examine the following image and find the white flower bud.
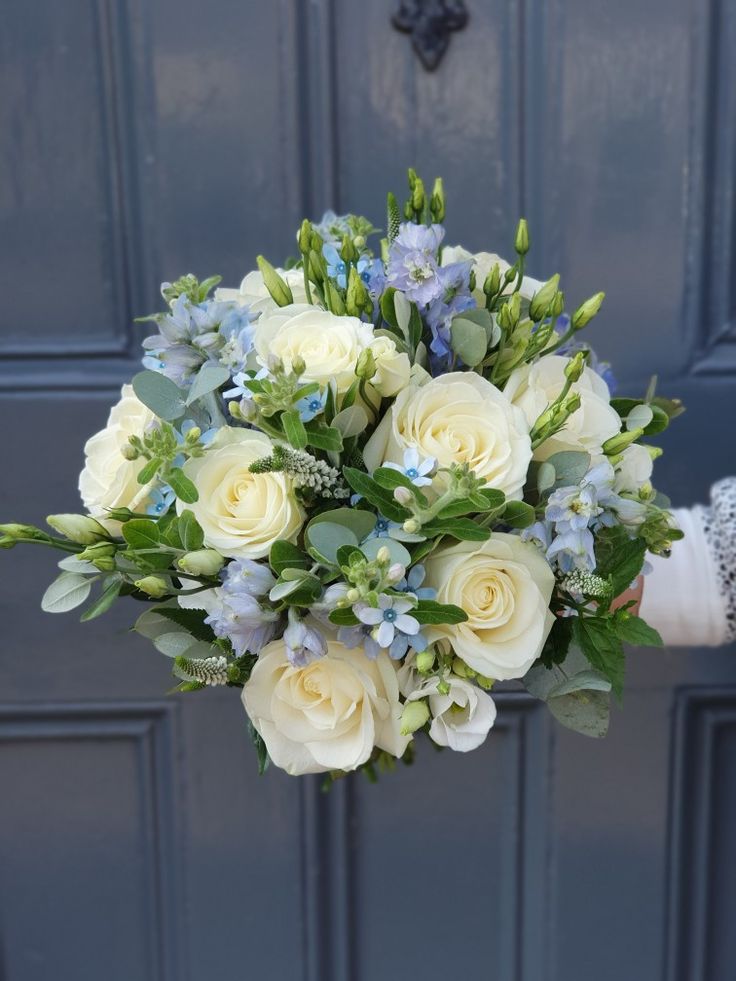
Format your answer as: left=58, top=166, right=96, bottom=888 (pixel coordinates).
left=376, top=545, right=390, bottom=564
left=393, top=486, right=413, bottom=505
left=387, top=563, right=405, bottom=583
left=403, top=518, right=421, bottom=534
left=400, top=699, right=430, bottom=735
left=46, top=513, right=109, bottom=545
left=178, top=549, right=225, bottom=576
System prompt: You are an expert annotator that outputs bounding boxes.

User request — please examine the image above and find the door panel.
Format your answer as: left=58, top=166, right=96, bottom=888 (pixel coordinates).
left=1, top=2, right=735, bottom=980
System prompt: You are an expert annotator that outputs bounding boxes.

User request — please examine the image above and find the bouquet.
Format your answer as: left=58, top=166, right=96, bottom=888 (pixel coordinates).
left=3, top=170, right=682, bottom=780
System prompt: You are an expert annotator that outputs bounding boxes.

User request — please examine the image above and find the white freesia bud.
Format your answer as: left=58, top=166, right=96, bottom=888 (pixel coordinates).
left=46, top=513, right=110, bottom=545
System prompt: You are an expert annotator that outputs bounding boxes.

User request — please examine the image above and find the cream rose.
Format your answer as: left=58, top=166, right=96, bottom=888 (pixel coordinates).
left=254, top=305, right=375, bottom=393
left=367, top=334, right=411, bottom=397
left=614, top=443, right=653, bottom=493
left=363, top=372, right=532, bottom=499
left=442, top=246, right=543, bottom=305
left=242, top=639, right=410, bottom=775
left=79, top=384, right=157, bottom=521
left=178, top=428, right=304, bottom=559
left=504, top=355, right=621, bottom=462
left=405, top=674, right=497, bottom=751
left=215, top=267, right=309, bottom=315
left=422, top=533, right=555, bottom=680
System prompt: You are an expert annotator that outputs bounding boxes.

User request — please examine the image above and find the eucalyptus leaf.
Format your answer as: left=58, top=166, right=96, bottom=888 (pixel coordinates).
left=450, top=316, right=488, bottom=366
left=41, top=573, right=93, bottom=613
left=308, top=507, right=378, bottom=544
left=625, top=403, right=654, bottom=432
left=306, top=521, right=358, bottom=565
left=153, top=632, right=201, bottom=658
left=548, top=689, right=610, bottom=738
left=132, top=371, right=187, bottom=421
left=359, top=536, right=412, bottom=567
left=58, top=555, right=99, bottom=574
left=185, top=364, right=231, bottom=406
left=134, top=606, right=188, bottom=640
left=332, top=405, right=370, bottom=438
left=545, top=451, right=591, bottom=489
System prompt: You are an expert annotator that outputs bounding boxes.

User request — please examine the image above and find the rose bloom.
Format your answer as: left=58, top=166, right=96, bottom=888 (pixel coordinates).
left=254, top=305, right=375, bottom=394
left=422, top=533, right=555, bottom=680
left=367, top=334, right=411, bottom=397
left=215, top=267, right=309, bottom=315
left=179, top=428, right=304, bottom=560
left=79, top=384, right=157, bottom=521
left=442, top=245, right=543, bottom=305
left=242, top=639, right=410, bottom=775
left=405, top=674, right=497, bottom=752
left=363, top=372, right=532, bottom=499
left=504, top=354, right=621, bottom=461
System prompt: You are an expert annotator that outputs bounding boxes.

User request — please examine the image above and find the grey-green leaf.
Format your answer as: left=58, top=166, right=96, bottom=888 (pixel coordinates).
left=41, top=572, right=93, bottom=614
left=185, top=364, right=231, bottom=406
left=132, top=371, right=187, bottom=421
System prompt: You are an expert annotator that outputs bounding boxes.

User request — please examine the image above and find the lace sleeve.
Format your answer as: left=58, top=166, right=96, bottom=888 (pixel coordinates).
left=694, top=477, right=736, bottom=643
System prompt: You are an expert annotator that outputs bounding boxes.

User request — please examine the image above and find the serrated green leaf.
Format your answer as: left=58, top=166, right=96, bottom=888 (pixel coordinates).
left=613, top=613, right=663, bottom=648
left=572, top=617, right=626, bottom=700
left=122, top=519, right=161, bottom=551
left=157, top=606, right=216, bottom=642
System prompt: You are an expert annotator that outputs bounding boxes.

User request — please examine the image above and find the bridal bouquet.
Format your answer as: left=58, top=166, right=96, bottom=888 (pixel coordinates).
left=3, top=171, right=682, bottom=779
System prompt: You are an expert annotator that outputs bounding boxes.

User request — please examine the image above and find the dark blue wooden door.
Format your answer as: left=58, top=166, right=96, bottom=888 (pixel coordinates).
left=1, top=2, right=735, bottom=979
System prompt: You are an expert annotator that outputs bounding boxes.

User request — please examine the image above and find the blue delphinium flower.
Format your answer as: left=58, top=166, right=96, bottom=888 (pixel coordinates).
left=296, top=388, right=327, bottom=422
left=361, top=257, right=386, bottom=297
left=546, top=526, right=597, bottom=573
left=383, top=447, right=436, bottom=487
left=217, top=306, right=256, bottom=374
left=204, top=559, right=280, bottom=657
left=283, top=609, right=327, bottom=667
left=425, top=260, right=475, bottom=358
left=387, top=223, right=445, bottom=306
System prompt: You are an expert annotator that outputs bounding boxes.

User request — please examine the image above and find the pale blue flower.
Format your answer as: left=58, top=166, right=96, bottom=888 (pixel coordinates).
left=283, top=609, right=327, bottom=667
left=355, top=594, right=420, bottom=650
left=146, top=485, right=175, bottom=517
left=383, top=447, right=435, bottom=487
left=425, top=260, right=475, bottom=358
left=223, top=371, right=252, bottom=400
left=204, top=559, right=279, bottom=656
left=387, top=223, right=445, bottom=306
left=296, top=388, right=327, bottom=422
left=362, top=514, right=423, bottom=543
left=313, top=210, right=352, bottom=245
left=217, top=307, right=256, bottom=373
left=397, top=564, right=436, bottom=601
left=546, top=527, right=597, bottom=573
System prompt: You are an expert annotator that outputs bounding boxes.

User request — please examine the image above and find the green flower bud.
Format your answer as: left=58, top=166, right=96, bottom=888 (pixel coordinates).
left=78, top=542, right=117, bottom=572
left=436, top=679, right=451, bottom=696
left=571, top=291, right=605, bottom=330
left=353, top=234, right=366, bottom=250
left=184, top=426, right=201, bottom=444
left=563, top=351, right=588, bottom=383
left=403, top=518, right=421, bottom=535
left=514, top=217, right=529, bottom=256
left=400, top=699, right=430, bottom=735
left=602, top=427, right=645, bottom=456
left=376, top=545, right=390, bottom=564
left=121, top=443, right=139, bottom=461
left=355, top=346, right=377, bottom=381
left=134, top=575, right=169, bottom=598
left=178, top=549, right=225, bottom=576
left=452, top=656, right=471, bottom=678
left=411, top=176, right=425, bottom=215
left=339, top=234, right=359, bottom=264
left=326, top=281, right=345, bottom=315
left=309, top=249, right=326, bottom=283
left=298, top=218, right=312, bottom=256
left=346, top=267, right=371, bottom=318
left=645, top=445, right=664, bottom=461
left=484, top=262, right=501, bottom=298
left=476, top=674, right=495, bottom=690
left=550, top=290, right=565, bottom=318
left=430, top=177, right=445, bottom=222
left=0, top=523, right=49, bottom=541
left=256, top=255, right=294, bottom=307
left=528, top=274, right=561, bottom=321
left=416, top=650, right=435, bottom=673
left=46, top=513, right=110, bottom=545
left=346, top=588, right=361, bottom=604
left=291, top=355, right=307, bottom=377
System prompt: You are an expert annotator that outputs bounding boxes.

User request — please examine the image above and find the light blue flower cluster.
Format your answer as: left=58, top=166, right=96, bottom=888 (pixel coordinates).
left=205, top=560, right=280, bottom=657
left=142, top=293, right=254, bottom=387
left=386, top=223, right=474, bottom=362
left=523, top=461, right=645, bottom=573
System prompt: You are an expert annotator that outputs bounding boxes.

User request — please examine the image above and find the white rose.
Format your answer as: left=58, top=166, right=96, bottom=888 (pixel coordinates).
left=442, top=246, right=543, bottom=305
left=614, top=443, right=653, bottom=493
left=79, top=384, right=157, bottom=521
left=254, top=305, right=375, bottom=393
left=405, top=674, right=497, bottom=752
left=368, top=334, right=411, bottom=397
left=422, top=533, right=555, bottom=680
left=215, top=268, right=309, bottom=315
left=363, top=372, right=532, bottom=499
left=504, top=355, right=621, bottom=462
left=178, top=427, right=304, bottom=560
left=242, top=639, right=410, bottom=775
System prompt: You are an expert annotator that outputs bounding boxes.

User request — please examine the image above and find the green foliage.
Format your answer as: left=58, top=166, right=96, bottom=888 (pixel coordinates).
left=343, top=468, right=411, bottom=523
left=167, top=467, right=199, bottom=503
left=122, top=519, right=160, bottom=551
left=572, top=616, right=625, bottom=700
left=132, top=371, right=187, bottom=422
left=594, top=525, right=647, bottom=598
left=450, top=314, right=488, bottom=366
left=612, top=612, right=663, bottom=648
left=422, top=517, right=491, bottom=541
left=178, top=510, right=205, bottom=551
left=186, top=364, right=231, bottom=406
left=41, top=572, right=93, bottom=613
left=281, top=409, right=308, bottom=449
left=501, top=500, right=536, bottom=529
left=411, top=600, right=468, bottom=625
left=270, top=540, right=311, bottom=577
left=80, top=576, right=123, bottom=621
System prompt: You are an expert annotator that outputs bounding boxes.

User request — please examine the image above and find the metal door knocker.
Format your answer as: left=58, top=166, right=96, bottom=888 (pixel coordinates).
left=392, top=0, right=469, bottom=71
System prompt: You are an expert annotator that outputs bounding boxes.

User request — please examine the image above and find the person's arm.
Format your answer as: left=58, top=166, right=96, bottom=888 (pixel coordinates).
left=639, top=477, right=736, bottom=647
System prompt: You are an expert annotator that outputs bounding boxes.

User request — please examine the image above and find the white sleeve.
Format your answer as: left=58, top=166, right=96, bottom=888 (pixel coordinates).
left=639, top=478, right=736, bottom=647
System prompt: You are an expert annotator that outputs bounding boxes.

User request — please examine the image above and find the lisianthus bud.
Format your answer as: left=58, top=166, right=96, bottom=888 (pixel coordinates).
left=339, top=234, right=359, bottom=264
left=352, top=234, right=366, bottom=250
left=78, top=542, right=117, bottom=571
left=514, top=217, right=529, bottom=255
left=400, top=699, right=430, bottom=735
left=476, top=674, right=494, bottom=690
left=529, top=274, right=561, bottom=321
left=178, top=549, right=225, bottom=576
left=393, top=486, right=413, bottom=505
left=355, top=346, right=377, bottom=381
left=483, top=263, right=501, bottom=298
left=0, top=523, right=49, bottom=541
left=571, top=291, right=605, bottom=330
left=291, top=355, right=307, bottom=377
left=564, top=351, right=588, bottom=383
left=46, top=513, right=109, bottom=545
left=452, top=656, right=471, bottom=678
left=602, top=428, right=644, bottom=456
left=134, top=575, right=169, bottom=598
left=416, top=650, right=435, bottom=673
left=256, top=255, right=294, bottom=307
left=430, top=177, right=445, bottom=222
left=298, top=218, right=312, bottom=255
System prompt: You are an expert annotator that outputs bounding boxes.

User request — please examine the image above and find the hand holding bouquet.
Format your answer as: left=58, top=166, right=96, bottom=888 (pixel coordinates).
left=3, top=171, right=682, bottom=779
